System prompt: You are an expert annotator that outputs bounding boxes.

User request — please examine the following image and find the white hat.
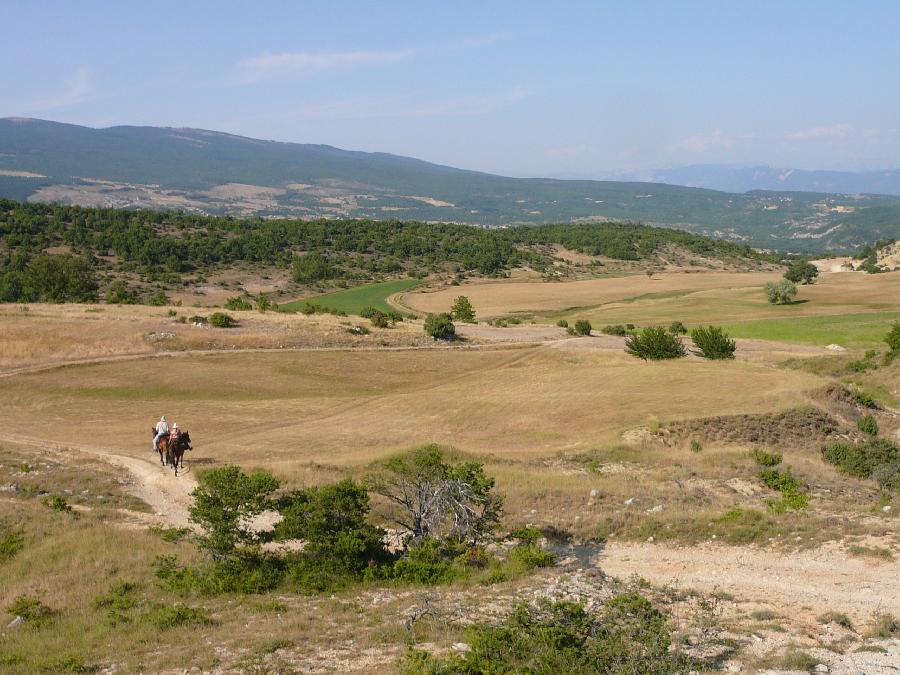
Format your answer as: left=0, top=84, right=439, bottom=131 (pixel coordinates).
left=161, top=415, right=167, bottom=421
left=172, top=422, right=178, bottom=429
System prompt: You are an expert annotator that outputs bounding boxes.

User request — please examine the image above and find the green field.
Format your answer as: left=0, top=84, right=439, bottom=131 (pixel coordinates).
left=722, top=311, right=900, bottom=349
left=279, top=278, right=422, bottom=315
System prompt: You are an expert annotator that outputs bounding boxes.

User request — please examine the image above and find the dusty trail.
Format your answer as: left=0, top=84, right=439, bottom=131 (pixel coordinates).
left=596, top=539, right=900, bottom=623
left=0, top=434, right=195, bottom=527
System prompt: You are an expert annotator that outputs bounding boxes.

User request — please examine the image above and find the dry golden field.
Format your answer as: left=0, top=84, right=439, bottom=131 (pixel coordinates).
left=1, top=267, right=899, bottom=672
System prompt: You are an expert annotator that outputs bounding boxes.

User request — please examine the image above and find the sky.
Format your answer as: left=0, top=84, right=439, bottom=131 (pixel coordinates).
left=2, top=1, right=898, bottom=177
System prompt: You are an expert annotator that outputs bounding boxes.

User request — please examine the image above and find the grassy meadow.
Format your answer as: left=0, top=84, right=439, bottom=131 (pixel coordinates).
left=279, top=278, right=422, bottom=314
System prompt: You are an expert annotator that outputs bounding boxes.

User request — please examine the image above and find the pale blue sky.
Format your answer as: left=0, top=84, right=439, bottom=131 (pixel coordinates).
left=2, top=1, right=898, bottom=175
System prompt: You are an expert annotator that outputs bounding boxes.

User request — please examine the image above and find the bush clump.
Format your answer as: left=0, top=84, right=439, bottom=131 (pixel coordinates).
left=885, top=322, right=900, bottom=353
left=0, top=527, right=24, bottom=563
left=402, top=593, right=687, bottom=674
left=625, top=326, right=687, bottom=360
left=668, top=321, right=687, bottom=335
left=573, top=319, right=592, bottom=336
left=758, top=466, right=809, bottom=511
left=556, top=319, right=568, bottom=328
left=690, top=325, right=736, bottom=359
left=764, top=279, right=798, bottom=304
left=857, top=414, right=879, bottom=437
left=6, top=596, right=56, bottom=628
left=424, top=313, right=456, bottom=340
left=601, top=324, right=627, bottom=336
left=784, top=260, right=819, bottom=285
left=208, top=312, right=236, bottom=328
left=750, top=448, right=782, bottom=467
left=224, top=296, right=253, bottom=311
left=451, top=296, right=476, bottom=323
left=822, top=438, right=900, bottom=491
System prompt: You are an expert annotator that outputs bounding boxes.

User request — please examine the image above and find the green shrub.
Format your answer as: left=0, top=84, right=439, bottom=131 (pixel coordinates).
left=451, top=296, right=476, bottom=323
left=93, top=581, right=141, bottom=626
left=208, top=312, right=236, bottom=328
left=668, top=321, right=687, bottom=335
left=224, top=296, right=253, bottom=311
left=764, top=279, right=798, bottom=304
left=784, top=260, right=819, bottom=285
left=626, top=323, right=635, bottom=330
left=690, top=440, right=702, bottom=453
left=690, top=325, right=736, bottom=359
left=625, top=327, right=687, bottom=360
left=556, top=319, right=568, bottom=328
left=822, top=438, right=900, bottom=491
left=299, top=302, right=346, bottom=316
left=105, top=280, right=139, bottom=305
left=573, top=319, right=592, bottom=336
left=869, top=612, right=900, bottom=637
left=849, top=388, right=878, bottom=408
left=188, top=314, right=207, bottom=325
left=144, top=603, right=215, bottom=630
left=884, top=322, right=900, bottom=352
left=857, top=414, right=879, bottom=437
left=369, top=311, right=390, bottom=328
left=41, top=494, right=73, bottom=513
left=149, top=290, right=169, bottom=306
left=6, top=596, right=56, bottom=628
left=390, top=539, right=456, bottom=585
left=750, top=448, right=782, bottom=467
left=0, top=528, right=24, bottom=563
left=256, top=294, right=271, bottom=312
left=402, top=594, right=686, bottom=674
left=758, top=467, right=809, bottom=511
left=424, top=313, right=455, bottom=340
left=601, top=324, right=627, bottom=336
left=292, top=251, right=335, bottom=283
left=347, top=324, right=370, bottom=335
left=818, top=611, right=853, bottom=630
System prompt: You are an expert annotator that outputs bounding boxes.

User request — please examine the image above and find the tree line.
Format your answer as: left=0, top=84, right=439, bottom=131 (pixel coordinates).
left=1, top=199, right=775, bottom=303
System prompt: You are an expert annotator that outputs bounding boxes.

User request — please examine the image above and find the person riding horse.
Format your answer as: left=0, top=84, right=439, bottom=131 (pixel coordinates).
left=152, top=415, right=169, bottom=453
left=150, top=418, right=193, bottom=475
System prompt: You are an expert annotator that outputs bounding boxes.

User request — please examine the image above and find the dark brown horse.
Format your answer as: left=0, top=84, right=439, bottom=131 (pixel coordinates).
left=150, top=429, right=193, bottom=475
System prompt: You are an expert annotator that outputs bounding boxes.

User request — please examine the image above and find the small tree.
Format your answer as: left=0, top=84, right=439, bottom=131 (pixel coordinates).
left=257, top=294, right=271, bottom=312
left=573, top=319, right=592, bottom=336
left=424, top=313, right=456, bottom=340
left=149, top=290, right=169, bottom=306
left=668, top=321, right=687, bottom=335
left=690, top=325, right=736, bottom=359
left=451, top=296, right=476, bottom=323
left=764, top=279, right=798, bottom=304
left=625, top=327, right=686, bottom=360
left=368, top=444, right=502, bottom=545
left=105, top=280, right=139, bottom=305
left=885, top=322, right=900, bottom=353
left=188, top=466, right=280, bottom=559
left=784, top=261, right=819, bottom=285
left=209, top=312, right=237, bottom=328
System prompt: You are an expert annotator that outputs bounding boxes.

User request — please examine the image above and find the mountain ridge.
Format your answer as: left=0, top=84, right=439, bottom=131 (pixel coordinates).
left=1, top=117, right=898, bottom=252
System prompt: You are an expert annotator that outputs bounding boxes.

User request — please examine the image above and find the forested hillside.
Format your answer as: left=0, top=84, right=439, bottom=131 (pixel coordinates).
left=0, top=200, right=771, bottom=303
left=2, top=118, right=898, bottom=252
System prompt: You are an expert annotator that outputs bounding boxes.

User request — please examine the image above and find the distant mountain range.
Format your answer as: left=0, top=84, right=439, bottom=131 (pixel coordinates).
left=1, top=118, right=898, bottom=252
left=595, top=164, right=900, bottom=197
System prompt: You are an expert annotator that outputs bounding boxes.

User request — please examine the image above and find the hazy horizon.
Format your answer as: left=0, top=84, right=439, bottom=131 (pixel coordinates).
left=2, top=1, right=898, bottom=177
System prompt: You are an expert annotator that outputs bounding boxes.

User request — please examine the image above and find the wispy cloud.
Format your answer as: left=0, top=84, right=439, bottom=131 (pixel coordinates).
left=26, top=66, right=93, bottom=112
left=673, top=129, right=734, bottom=153
left=786, top=123, right=852, bottom=141
left=238, top=49, right=416, bottom=81
left=287, top=86, right=534, bottom=121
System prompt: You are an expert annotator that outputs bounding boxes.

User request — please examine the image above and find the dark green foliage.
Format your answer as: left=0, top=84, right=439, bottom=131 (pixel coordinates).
left=573, top=319, right=592, bottom=336
left=42, top=494, right=73, bottom=513
left=105, top=280, right=139, bottom=304
left=556, top=319, right=568, bottom=328
left=402, top=594, right=686, bottom=674
left=274, top=479, right=391, bottom=589
left=849, top=388, right=878, bottom=408
left=601, top=324, right=626, bottom=336
left=668, top=320, right=687, bottom=335
left=764, top=279, right=798, bottom=304
left=208, top=312, right=236, bottom=328
left=148, top=290, right=168, bottom=306
left=6, top=596, right=56, bottom=628
left=750, top=448, right=782, bottom=467
left=389, top=539, right=457, bottom=585
left=886, top=322, right=900, bottom=353
left=822, top=438, right=900, bottom=491
left=256, top=294, right=271, bottom=312
left=857, top=414, right=879, bottom=436
left=451, top=296, right=476, bottom=323
left=187, top=465, right=280, bottom=558
left=292, top=251, right=335, bottom=283
left=149, top=526, right=191, bottom=543
left=297, top=302, right=346, bottom=316
left=0, top=253, right=98, bottom=303
left=690, top=325, right=736, bottom=359
left=155, top=552, right=285, bottom=595
left=625, top=326, right=687, bottom=360
left=188, top=314, right=207, bottom=324
left=849, top=350, right=880, bottom=373
left=784, top=260, right=819, bottom=284
left=224, top=296, right=253, bottom=311
left=424, top=313, right=456, bottom=340
left=92, top=581, right=141, bottom=626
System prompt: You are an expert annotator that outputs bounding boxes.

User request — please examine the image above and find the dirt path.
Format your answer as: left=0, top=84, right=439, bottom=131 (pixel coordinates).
left=595, top=540, right=900, bottom=623
left=0, top=434, right=195, bottom=527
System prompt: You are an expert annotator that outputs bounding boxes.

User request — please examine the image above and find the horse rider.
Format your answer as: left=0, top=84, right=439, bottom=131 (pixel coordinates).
left=169, top=422, right=181, bottom=445
left=152, top=415, right=169, bottom=452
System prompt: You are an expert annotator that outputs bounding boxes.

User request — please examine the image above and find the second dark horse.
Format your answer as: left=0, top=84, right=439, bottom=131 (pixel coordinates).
left=150, top=428, right=193, bottom=476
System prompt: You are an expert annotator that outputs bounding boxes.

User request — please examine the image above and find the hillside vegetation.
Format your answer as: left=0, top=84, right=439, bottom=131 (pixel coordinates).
left=2, top=118, right=898, bottom=251
left=0, top=200, right=771, bottom=303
